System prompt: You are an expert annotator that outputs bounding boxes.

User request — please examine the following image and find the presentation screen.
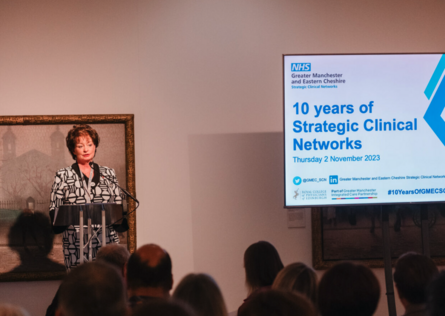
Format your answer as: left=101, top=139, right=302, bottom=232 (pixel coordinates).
left=284, top=53, right=445, bottom=207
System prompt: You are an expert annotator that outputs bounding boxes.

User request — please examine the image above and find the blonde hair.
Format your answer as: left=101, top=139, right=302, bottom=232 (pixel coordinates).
left=272, top=262, right=318, bottom=305
left=0, top=304, right=30, bottom=316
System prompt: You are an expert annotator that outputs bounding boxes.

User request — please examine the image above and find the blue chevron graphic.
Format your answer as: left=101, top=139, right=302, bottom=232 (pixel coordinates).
left=424, top=55, right=445, bottom=146
left=425, top=55, right=445, bottom=100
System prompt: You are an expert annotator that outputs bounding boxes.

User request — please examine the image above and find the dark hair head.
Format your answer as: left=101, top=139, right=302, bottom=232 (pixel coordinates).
left=427, top=271, right=445, bottom=316
left=66, top=124, right=100, bottom=160
left=126, top=249, right=173, bottom=291
left=318, top=262, right=380, bottom=316
left=132, top=300, right=196, bottom=316
left=239, top=290, right=316, bottom=316
left=96, top=244, right=130, bottom=274
left=58, top=261, right=126, bottom=316
left=394, top=252, right=438, bottom=304
left=173, top=273, right=227, bottom=316
left=272, top=262, right=318, bottom=305
left=244, top=241, right=284, bottom=292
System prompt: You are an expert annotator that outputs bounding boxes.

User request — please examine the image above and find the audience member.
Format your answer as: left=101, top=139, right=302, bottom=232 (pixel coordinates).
left=238, top=290, right=316, bottom=316
left=46, top=243, right=130, bottom=316
left=126, top=243, right=173, bottom=308
left=393, top=252, right=438, bottom=316
left=318, top=262, right=380, bottom=316
left=131, top=300, right=196, bottom=316
left=238, top=241, right=284, bottom=314
left=0, top=304, right=30, bottom=316
left=96, top=243, right=130, bottom=276
left=173, top=273, right=228, bottom=316
left=56, top=261, right=126, bottom=316
left=427, top=271, right=445, bottom=316
left=272, top=262, right=318, bottom=305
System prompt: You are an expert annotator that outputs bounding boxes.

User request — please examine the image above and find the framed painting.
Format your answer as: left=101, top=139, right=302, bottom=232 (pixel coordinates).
left=312, top=204, right=445, bottom=269
left=0, top=115, right=136, bottom=281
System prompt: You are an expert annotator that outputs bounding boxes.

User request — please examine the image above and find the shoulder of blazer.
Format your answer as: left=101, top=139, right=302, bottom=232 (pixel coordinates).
left=99, top=165, right=115, bottom=176
left=54, top=166, right=80, bottom=181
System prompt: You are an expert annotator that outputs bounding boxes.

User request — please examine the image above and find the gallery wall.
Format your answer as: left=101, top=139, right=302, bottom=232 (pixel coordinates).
left=1, top=0, right=445, bottom=315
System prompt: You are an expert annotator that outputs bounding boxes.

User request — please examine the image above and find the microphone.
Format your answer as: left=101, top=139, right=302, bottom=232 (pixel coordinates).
left=101, top=175, right=139, bottom=204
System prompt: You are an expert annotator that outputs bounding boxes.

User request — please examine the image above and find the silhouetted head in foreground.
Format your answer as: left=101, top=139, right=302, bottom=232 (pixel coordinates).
left=126, top=243, right=173, bottom=300
left=238, top=290, right=316, bottom=316
left=244, top=241, right=284, bottom=293
left=272, top=262, right=318, bottom=305
left=96, top=243, right=130, bottom=277
left=428, top=271, right=445, bottom=316
left=56, top=261, right=126, bottom=316
left=394, top=251, right=438, bottom=308
left=318, top=262, right=380, bottom=316
left=173, top=273, right=227, bottom=316
left=132, top=300, right=196, bottom=316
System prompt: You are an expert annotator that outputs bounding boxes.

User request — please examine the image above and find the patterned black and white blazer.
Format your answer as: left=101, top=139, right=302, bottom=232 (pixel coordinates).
left=49, top=162, right=125, bottom=216
left=49, top=162, right=126, bottom=270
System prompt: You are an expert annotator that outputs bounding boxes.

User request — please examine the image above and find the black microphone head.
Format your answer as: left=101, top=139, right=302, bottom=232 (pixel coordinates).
left=113, top=218, right=129, bottom=233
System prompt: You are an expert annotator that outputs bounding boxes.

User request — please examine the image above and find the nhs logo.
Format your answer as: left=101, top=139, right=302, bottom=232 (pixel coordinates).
left=291, top=63, right=311, bottom=72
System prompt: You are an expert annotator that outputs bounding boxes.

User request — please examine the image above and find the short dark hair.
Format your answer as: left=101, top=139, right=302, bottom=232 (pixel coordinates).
left=96, top=244, right=130, bottom=272
left=238, top=290, right=316, bottom=316
left=126, top=251, right=173, bottom=290
left=318, top=262, right=380, bottom=316
left=244, top=241, right=284, bottom=291
left=428, top=271, right=445, bottom=316
left=66, top=124, right=100, bottom=160
left=394, top=252, right=438, bottom=304
left=58, top=261, right=126, bottom=316
left=132, top=300, right=196, bottom=316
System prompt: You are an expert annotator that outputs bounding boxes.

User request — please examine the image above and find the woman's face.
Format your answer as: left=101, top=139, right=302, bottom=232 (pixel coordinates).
left=74, top=135, right=96, bottom=164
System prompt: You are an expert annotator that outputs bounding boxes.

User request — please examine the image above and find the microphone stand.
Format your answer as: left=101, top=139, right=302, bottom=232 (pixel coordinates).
left=101, top=175, right=138, bottom=232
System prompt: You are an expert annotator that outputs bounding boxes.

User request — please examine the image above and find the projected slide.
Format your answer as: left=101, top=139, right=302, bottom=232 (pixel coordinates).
left=284, top=54, right=445, bottom=207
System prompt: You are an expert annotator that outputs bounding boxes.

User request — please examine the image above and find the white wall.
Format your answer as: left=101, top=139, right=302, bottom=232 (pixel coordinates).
left=1, top=0, right=445, bottom=315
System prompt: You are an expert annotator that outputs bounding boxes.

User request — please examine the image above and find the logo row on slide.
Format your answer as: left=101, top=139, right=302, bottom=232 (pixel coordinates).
left=293, top=176, right=338, bottom=185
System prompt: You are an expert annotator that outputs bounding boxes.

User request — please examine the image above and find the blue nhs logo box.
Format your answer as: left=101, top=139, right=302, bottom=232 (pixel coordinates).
left=291, top=63, right=311, bottom=72
left=329, top=175, right=338, bottom=184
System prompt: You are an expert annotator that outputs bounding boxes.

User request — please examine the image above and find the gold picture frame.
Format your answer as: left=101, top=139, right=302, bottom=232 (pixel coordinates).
left=312, top=205, right=445, bottom=269
left=0, top=115, right=136, bottom=281
left=312, top=208, right=384, bottom=269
